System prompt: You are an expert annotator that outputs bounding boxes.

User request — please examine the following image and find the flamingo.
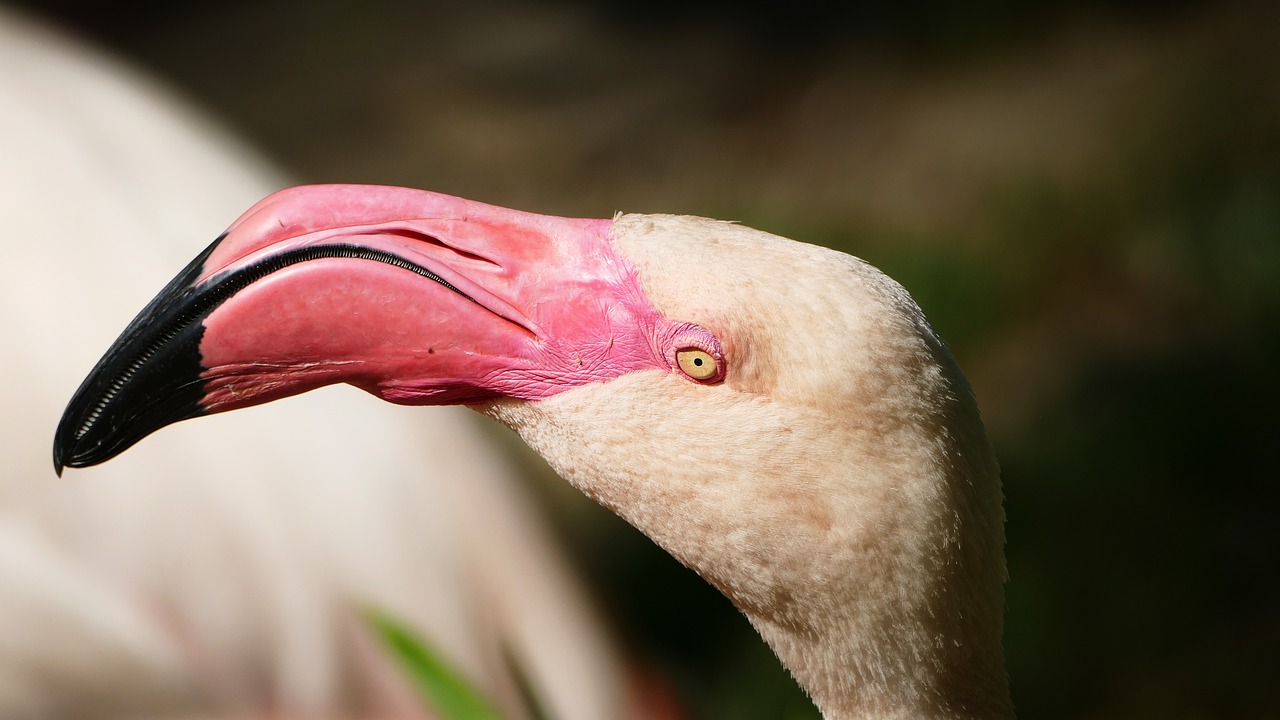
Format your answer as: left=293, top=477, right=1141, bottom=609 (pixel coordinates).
left=56, top=184, right=1013, bottom=719
left=2, top=7, right=638, bottom=719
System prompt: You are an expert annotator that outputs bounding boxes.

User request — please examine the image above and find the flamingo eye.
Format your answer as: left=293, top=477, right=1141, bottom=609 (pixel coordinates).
left=676, top=348, right=718, bottom=381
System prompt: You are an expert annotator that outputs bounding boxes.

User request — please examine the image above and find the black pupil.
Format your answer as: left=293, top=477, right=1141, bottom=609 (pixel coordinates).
left=693, top=357, right=703, bottom=366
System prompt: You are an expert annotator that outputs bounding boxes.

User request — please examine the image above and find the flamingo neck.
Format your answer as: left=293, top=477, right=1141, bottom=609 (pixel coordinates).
left=480, top=369, right=1011, bottom=720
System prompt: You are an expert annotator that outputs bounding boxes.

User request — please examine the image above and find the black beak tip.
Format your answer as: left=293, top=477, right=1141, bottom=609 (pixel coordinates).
left=52, top=417, right=72, bottom=476
left=51, top=235, right=226, bottom=476
left=51, top=377, right=208, bottom=475
left=52, top=415, right=91, bottom=476
left=52, top=423, right=79, bottom=477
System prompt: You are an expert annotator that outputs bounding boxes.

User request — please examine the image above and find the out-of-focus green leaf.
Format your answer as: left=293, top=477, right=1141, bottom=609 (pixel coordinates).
left=367, top=608, right=507, bottom=720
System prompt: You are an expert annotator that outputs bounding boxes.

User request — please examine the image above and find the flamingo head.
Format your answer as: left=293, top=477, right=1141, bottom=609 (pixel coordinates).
left=54, top=184, right=1010, bottom=719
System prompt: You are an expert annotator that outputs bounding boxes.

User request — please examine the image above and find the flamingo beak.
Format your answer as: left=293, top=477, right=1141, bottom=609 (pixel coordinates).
left=54, top=185, right=690, bottom=474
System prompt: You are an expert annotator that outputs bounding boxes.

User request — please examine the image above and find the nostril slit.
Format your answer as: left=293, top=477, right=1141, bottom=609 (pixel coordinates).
left=379, top=229, right=500, bottom=268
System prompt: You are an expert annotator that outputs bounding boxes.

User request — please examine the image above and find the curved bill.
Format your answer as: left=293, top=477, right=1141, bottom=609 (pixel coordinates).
left=53, top=185, right=678, bottom=474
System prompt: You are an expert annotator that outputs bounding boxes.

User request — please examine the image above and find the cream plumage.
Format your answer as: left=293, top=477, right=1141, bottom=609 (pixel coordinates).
left=490, top=214, right=1011, bottom=719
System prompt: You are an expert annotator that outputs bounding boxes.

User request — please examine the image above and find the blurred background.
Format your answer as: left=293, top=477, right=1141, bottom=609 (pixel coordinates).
left=6, top=0, right=1278, bottom=717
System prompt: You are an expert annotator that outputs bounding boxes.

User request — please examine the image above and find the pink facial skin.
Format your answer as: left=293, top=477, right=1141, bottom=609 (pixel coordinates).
left=195, top=185, right=724, bottom=413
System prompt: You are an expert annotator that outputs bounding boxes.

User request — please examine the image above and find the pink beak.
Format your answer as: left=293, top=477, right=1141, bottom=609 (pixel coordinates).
left=55, top=185, right=722, bottom=473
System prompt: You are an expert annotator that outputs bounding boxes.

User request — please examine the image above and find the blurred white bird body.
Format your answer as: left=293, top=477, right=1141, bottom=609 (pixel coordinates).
left=0, top=9, right=632, bottom=719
